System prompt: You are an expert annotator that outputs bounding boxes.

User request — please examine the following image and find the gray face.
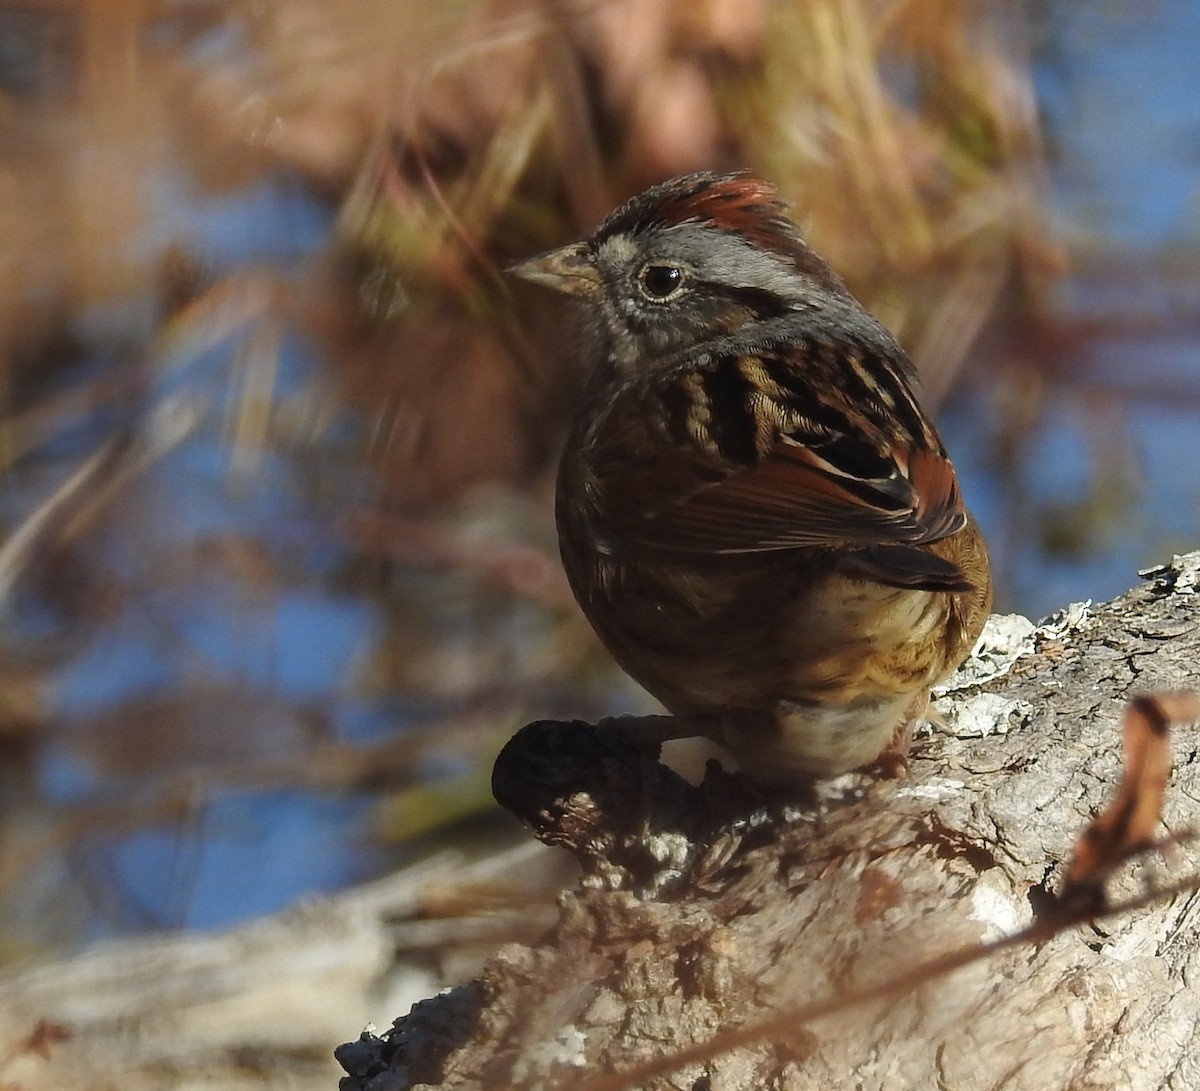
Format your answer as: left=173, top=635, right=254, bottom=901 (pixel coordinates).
left=586, top=223, right=827, bottom=374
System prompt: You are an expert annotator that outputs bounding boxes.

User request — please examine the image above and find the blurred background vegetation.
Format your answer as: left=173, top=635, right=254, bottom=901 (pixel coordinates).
left=0, top=0, right=1198, bottom=957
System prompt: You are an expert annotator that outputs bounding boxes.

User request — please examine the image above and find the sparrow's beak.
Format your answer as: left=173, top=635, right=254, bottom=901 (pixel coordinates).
left=507, top=242, right=601, bottom=297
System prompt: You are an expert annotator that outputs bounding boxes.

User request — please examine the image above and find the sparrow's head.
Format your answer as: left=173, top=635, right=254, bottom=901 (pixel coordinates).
left=510, top=171, right=850, bottom=374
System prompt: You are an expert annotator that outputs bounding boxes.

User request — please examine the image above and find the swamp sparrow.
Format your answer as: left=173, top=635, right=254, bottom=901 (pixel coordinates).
left=511, top=172, right=991, bottom=783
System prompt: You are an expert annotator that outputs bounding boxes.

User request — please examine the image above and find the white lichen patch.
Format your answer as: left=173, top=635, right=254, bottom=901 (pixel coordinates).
left=1139, top=550, right=1200, bottom=595
left=936, top=601, right=1099, bottom=703
left=938, top=692, right=1033, bottom=738
left=1035, top=599, right=1093, bottom=639
left=934, top=613, right=1036, bottom=695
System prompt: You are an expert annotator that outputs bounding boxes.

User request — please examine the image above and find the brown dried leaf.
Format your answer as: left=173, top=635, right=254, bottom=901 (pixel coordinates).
left=1061, top=691, right=1200, bottom=905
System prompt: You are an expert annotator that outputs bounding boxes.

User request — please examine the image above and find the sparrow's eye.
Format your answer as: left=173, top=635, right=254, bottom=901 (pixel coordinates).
left=638, top=264, right=686, bottom=301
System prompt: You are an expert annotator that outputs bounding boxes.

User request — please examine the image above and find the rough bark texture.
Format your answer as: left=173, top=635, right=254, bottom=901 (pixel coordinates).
left=338, top=553, right=1200, bottom=1091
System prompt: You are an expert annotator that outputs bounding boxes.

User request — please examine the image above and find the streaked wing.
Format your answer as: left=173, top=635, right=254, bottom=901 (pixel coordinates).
left=590, top=342, right=966, bottom=558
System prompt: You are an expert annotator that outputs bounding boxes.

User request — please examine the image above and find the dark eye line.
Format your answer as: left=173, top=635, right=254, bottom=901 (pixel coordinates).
left=704, top=282, right=791, bottom=320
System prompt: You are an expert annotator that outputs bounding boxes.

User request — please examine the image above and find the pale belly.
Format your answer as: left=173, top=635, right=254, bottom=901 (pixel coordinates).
left=720, top=693, right=924, bottom=781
